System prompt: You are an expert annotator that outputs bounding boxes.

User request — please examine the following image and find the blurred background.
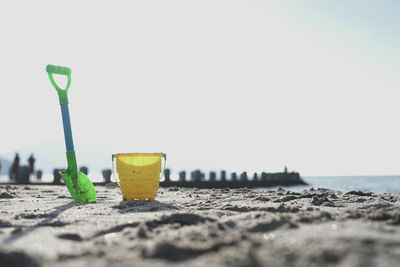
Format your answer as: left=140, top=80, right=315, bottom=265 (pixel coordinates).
left=0, top=1, right=399, bottom=191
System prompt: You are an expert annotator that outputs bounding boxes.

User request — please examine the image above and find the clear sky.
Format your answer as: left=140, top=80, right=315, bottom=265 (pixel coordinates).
left=0, top=0, right=399, bottom=176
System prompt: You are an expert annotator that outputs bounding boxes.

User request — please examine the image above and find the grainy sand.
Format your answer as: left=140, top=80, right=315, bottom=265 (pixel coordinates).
left=0, top=184, right=399, bottom=267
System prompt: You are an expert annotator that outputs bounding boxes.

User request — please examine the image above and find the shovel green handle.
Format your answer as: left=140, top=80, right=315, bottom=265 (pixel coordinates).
left=46, top=64, right=71, bottom=105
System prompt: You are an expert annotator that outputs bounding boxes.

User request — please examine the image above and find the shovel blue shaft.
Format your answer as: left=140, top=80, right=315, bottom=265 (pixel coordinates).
left=60, top=104, right=75, bottom=152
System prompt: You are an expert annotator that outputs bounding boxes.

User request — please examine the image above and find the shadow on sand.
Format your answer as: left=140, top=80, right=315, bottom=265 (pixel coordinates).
left=3, top=202, right=77, bottom=244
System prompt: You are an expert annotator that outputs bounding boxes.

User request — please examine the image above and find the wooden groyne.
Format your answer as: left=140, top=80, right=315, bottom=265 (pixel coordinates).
left=159, top=170, right=307, bottom=189
left=1, top=168, right=307, bottom=189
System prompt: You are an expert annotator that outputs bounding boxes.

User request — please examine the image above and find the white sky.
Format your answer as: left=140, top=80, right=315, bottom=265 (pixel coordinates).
left=0, top=0, right=399, bottom=176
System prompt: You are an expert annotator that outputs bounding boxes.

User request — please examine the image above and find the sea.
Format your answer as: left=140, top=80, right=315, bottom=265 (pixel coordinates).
left=271, top=175, right=400, bottom=194
left=0, top=174, right=399, bottom=194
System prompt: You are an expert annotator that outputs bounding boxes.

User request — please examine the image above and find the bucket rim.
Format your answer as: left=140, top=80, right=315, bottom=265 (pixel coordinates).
left=113, top=153, right=165, bottom=158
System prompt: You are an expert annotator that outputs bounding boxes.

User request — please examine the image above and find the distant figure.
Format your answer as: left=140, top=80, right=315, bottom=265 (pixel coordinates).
left=284, top=166, right=288, bottom=173
left=28, top=154, right=36, bottom=175
left=10, top=153, right=20, bottom=180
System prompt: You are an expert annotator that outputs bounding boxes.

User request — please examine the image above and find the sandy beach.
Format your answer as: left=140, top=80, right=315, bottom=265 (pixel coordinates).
left=0, top=184, right=399, bottom=267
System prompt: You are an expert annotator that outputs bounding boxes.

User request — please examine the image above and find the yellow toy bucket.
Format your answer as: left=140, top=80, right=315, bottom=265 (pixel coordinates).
left=112, top=153, right=166, bottom=201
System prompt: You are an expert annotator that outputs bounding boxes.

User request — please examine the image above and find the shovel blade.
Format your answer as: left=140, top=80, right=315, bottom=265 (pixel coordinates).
left=60, top=170, right=97, bottom=203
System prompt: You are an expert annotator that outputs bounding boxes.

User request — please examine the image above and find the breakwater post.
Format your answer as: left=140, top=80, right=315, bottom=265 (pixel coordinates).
left=53, top=169, right=63, bottom=184
left=179, top=171, right=186, bottom=182
left=220, top=170, right=226, bottom=181
left=102, top=169, right=112, bottom=183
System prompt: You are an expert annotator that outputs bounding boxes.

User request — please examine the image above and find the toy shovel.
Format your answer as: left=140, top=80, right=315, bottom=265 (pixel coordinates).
left=46, top=64, right=96, bottom=203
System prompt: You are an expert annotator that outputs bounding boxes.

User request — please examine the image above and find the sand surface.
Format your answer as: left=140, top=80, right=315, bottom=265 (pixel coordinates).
left=0, top=184, right=399, bottom=267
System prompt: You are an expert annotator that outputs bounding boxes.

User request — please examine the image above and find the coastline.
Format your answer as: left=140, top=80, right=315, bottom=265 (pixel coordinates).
left=0, top=185, right=399, bottom=266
